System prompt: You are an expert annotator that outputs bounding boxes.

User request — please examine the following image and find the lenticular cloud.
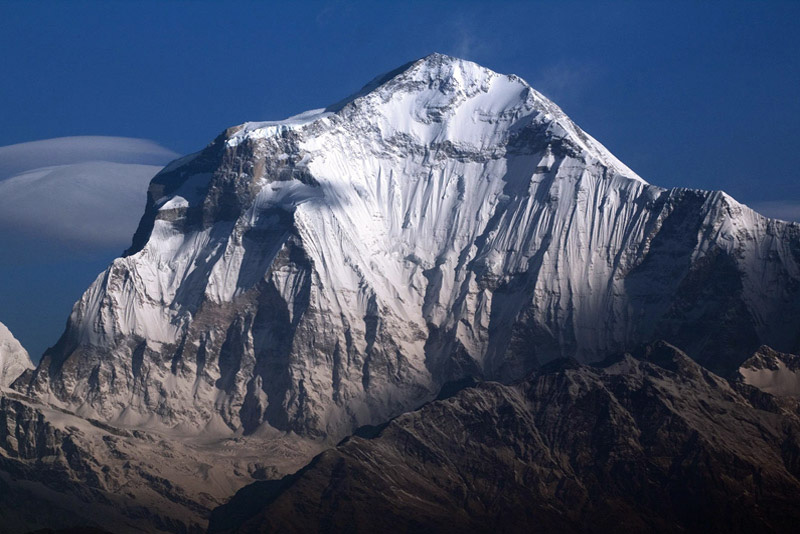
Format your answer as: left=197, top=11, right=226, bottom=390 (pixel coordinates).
left=0, top=137, right=179, bottom=247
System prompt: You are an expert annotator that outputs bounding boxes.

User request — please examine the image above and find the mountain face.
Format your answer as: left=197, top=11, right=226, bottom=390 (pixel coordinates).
left=0, top=321, right=33, bottom=388
left=0, top=387, right=321, bottom=533
left=739, top=346, right=800, bottom=397
left=208, top=342, right=800, bottom=534
left=18, top=53, right=800, bottom=441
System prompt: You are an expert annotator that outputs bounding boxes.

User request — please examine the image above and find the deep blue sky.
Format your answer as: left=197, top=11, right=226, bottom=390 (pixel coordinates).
left=1, top=0, right=799, bottom=360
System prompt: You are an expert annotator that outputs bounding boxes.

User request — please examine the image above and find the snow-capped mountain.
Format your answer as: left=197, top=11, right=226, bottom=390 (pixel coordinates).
left=0, top=321, right=33, bottom=388
left=18, top=53, right=800, bottom=440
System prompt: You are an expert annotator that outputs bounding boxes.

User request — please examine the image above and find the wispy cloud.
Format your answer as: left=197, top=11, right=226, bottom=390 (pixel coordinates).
left=0, top=137, right=179, bottom=249
left=452, top=18, right=479, bottom=60
left=315, top=0, right=353, bottom=27
left=530, top=62, right=601, bottom=103
left=438, top=10, right=498, bottom=62
left=748, top=201, right=800, bottom=223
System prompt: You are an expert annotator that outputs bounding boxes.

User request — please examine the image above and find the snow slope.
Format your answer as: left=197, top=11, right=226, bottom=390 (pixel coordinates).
left=19, top=53, right=800, bottom=439
left=739, top=346, right=800, bottom=397
left=0, top=321, right=33, bottom=388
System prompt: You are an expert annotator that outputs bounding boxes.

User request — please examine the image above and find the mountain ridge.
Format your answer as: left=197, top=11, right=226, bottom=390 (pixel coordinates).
left=208, top=341, right=800, bottom=534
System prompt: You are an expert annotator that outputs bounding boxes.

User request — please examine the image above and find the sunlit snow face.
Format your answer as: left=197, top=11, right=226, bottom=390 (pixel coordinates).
left=0, top=136, right=179, bottom=248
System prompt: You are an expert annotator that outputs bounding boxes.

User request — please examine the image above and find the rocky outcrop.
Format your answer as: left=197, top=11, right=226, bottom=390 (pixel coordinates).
left=209, top=342, right=800, bottom=534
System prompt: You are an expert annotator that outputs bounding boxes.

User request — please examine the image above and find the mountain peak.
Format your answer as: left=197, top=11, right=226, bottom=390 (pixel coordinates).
left=228, top=54, right=644, bottom=184
left=21, top=55, right=800, bottom=443
left=0, top=321, right=33, bottom=388
left=324, top=52, right=481, bottom=112
left=405, top=51, right=496, bottom=79
left=418, top=51, right=463, bottom=63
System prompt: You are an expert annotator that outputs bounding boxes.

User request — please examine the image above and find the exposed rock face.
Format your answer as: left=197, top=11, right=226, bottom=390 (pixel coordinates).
left=739, top=345, right=800, bottom=397
left=0, top=389, right=322, bottom=533
left=0, top=321, right=33, bottom=388
left=209, top=342, right=800, bottom=534
left=17, top=53, right=800, bottom=442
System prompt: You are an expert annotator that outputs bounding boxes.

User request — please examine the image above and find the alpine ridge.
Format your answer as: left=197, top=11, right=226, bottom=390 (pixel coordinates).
left=208, top=342, right=800, bottom=534
left=16, top=53, right=800, bottom=444
left=0, top=321, right=33, bottom=388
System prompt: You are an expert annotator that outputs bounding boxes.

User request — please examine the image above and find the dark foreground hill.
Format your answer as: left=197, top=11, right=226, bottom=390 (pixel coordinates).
left=210, top=342, right=800, bottom=534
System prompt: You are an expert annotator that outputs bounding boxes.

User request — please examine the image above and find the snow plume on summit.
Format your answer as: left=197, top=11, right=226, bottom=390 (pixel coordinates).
left=17, top=54, right=800, bottom=445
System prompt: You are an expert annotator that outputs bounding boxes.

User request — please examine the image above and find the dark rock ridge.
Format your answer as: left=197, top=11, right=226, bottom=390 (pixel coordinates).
left=209, top=342, right=800, bottom=534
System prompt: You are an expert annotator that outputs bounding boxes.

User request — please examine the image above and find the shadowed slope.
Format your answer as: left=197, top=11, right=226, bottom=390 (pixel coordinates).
left=210, top=342, right=800, bottom=534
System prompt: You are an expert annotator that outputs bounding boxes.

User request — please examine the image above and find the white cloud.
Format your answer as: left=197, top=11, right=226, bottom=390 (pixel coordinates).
left=0, top=136, right=177, bottom=179
left=0, top=137, right=179, bottom=248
